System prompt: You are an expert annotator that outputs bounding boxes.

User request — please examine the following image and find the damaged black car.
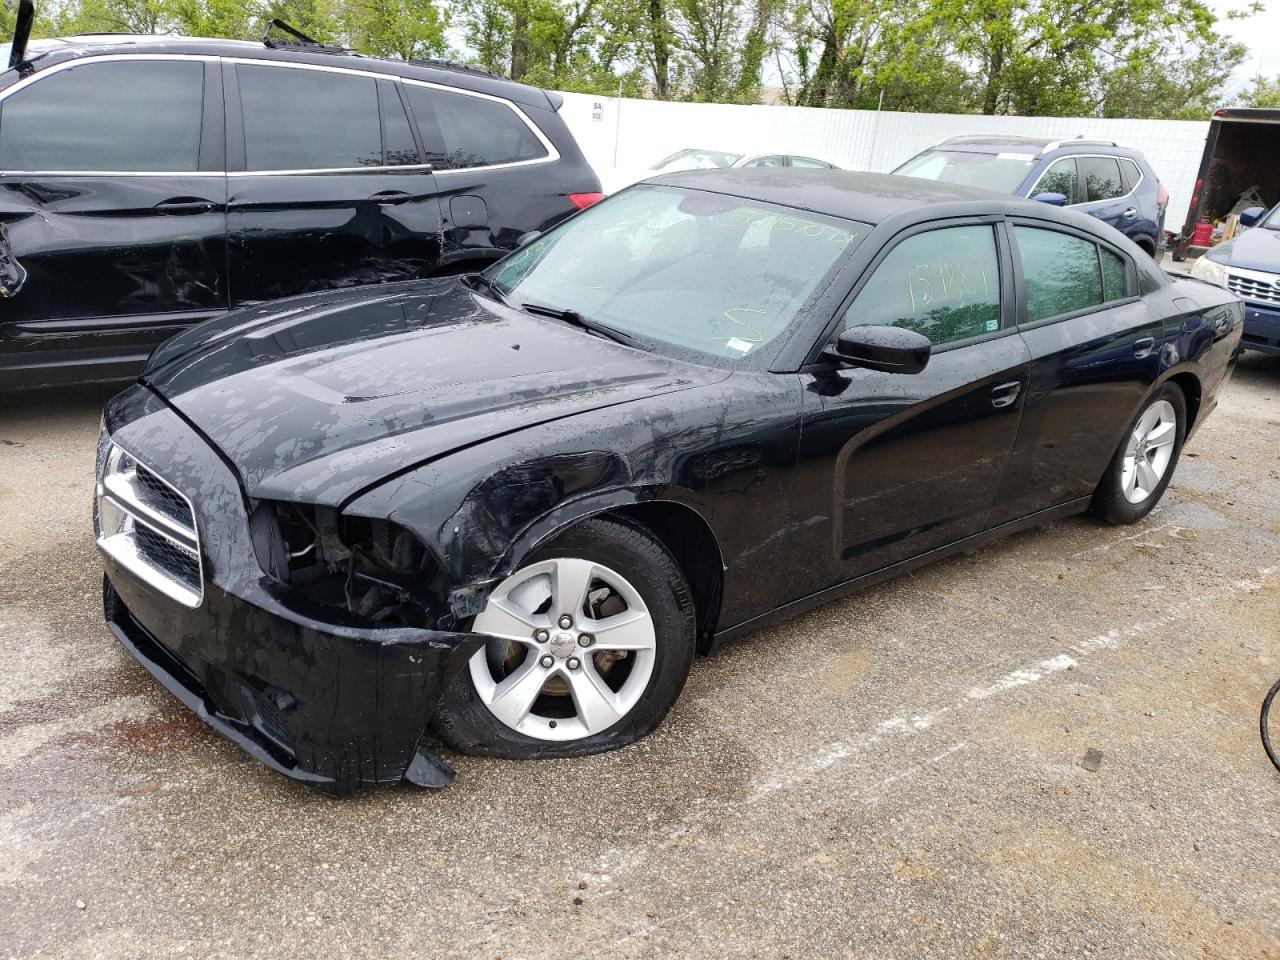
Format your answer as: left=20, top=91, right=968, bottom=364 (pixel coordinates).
left=97, top=170, right=1242, bottom=792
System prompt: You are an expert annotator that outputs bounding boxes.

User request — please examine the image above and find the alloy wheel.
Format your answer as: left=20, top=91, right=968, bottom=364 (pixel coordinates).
left=1120, top=399, right=1177, bottom=504
left=469, top=557, right=657, bottom=741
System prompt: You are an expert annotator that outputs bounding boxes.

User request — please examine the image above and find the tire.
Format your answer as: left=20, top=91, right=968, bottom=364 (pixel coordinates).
left=432, top=517, right=696, bottom=759
left=1090, top=383, right=1187, bottom=525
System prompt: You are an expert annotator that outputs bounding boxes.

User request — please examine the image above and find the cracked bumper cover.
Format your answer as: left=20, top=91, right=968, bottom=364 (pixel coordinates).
left=98, top=385, right=487, bottom=792
left=103, top=565, right=486, bottom=792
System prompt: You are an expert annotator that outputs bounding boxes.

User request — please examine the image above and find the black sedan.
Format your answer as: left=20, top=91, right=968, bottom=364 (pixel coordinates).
left=95, top=171, right=1243, bottom=792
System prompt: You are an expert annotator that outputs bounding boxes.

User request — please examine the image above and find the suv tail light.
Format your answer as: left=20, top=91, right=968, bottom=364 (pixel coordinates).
left=568, top=192, right=604, bottom=210
left=1156, top=183, right=1169, bottom=208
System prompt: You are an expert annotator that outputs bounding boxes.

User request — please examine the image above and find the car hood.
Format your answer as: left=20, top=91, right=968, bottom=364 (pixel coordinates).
left=144, top=278, right=723, bottom=506
left=1211, top=225, right=1280, bottom=273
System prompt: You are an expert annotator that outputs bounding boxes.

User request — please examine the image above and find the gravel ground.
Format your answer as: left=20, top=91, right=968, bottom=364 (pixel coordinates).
left=1, top=354, right=1278, bottom=960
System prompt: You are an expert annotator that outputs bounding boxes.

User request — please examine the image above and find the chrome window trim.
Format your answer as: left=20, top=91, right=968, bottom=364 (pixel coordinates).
left=1027, top=153, right=1143, bottom=209
left=0, top=52, right=559, bottom=177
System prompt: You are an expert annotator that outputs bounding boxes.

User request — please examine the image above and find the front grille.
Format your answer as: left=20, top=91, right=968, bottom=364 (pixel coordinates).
left=96, top=438, right=203, bottom=608
left=1226, top=267, right=1280, bottom=306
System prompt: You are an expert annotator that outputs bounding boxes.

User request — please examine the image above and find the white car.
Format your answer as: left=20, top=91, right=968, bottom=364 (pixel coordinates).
left=600, top=147, right=842, bottom=194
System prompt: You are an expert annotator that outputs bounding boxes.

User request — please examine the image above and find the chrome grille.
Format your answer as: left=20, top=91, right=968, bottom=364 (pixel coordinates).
left=96, top=439, right=203, bottom=608
left=1225, top=266, right=1280, bottom=306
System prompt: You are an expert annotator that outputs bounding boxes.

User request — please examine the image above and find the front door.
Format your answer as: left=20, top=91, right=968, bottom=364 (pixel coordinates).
left=225, top=62, right=443, bottom=304
left=0, top=57, right=227, bottom=383
left=794, top=221, right=1031, bottom=593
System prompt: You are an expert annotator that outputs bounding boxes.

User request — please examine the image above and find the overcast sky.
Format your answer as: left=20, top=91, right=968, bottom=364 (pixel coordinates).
left=1213, top=0, right=1279, bottom=95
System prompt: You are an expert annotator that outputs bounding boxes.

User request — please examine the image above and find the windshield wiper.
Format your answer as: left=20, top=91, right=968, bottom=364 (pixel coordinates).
left=462, top=272, right=510, bottom=306
left=520, top=301, right=645, bottom=349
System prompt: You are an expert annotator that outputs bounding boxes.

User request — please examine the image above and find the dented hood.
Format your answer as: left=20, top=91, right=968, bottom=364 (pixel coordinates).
left=143, top=278, right=719, bottom=505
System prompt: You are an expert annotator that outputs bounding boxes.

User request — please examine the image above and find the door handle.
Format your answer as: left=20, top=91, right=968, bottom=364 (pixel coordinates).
left=1133, top=336, right=1156, bottom=358
left=369, top=190, right=414, bottom=206
left=1122, top=207, right=1137, bottom=219
left=154, top=198, right=216, bottom=216
left=990, top=381, right=1022, bottom=409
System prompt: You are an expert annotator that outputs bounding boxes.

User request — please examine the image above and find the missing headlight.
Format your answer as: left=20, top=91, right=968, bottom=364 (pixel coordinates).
left=250, top=502, right=450, bottom=628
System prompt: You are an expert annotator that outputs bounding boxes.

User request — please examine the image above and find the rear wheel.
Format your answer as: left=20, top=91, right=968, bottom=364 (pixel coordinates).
left=1090, top=384, right=1186, bottom=525
left=433, top=517, right=696, bottom=758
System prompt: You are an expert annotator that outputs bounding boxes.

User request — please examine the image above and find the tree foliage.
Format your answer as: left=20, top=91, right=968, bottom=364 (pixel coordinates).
left=1, top=0, right=1265, bottom=115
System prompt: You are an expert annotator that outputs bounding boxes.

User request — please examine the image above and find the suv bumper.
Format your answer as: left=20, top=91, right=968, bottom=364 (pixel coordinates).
left=1241, top=300, right=1280, bottom=355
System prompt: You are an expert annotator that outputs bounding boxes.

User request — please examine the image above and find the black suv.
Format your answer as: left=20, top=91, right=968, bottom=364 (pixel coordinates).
left=0, top=31, right=601, bottom=387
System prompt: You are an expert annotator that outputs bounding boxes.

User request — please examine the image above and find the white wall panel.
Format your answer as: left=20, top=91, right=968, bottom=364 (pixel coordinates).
left=556, top=92, right=1211, bottom=230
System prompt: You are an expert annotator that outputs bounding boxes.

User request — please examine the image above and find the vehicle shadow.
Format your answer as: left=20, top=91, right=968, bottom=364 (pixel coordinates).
left=1234, top=351, right=1280, bottom=383
left=0, top=380, right=128, bottom=435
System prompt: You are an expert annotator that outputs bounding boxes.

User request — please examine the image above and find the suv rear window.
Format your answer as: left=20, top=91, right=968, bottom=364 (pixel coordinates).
left=239, top=65, right=383, bottom=171
left=0, top=60, right=203, bottom=172
left=404, top=86, right=547, bottom=169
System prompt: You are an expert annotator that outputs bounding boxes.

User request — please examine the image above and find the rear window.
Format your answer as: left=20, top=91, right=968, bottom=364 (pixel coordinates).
left=894, top=149, right=1036, bottom=194
left=405, top=86, right=547, bottom=169
left=1015, top=226, right=1103, bottom=322
left=239, top=65, right=382, bottom=171
left=0, top=60, right=203, bottom=172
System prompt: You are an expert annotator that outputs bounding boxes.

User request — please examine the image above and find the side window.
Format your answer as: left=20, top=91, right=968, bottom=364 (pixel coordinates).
left=1080, top=157, right=1124, bottom=202
left=1015, top=226, right=1103, bottom=322
left=1119, top=158, right=1143, bottom=194
left=239, top=65, right=382, bottom=171
left=742, top=155, right=786, bottom=168
left=1101, top=247, right=1128, bottom=301
left=404, top=85, right=547, bottom=169
left=1036, top=158, right=1079, bottom=204
left=791, top=157, right=831, bottom=169
left=0, top=60, right=203, bottom=172
left=841, top=225, right=1001, bottom=346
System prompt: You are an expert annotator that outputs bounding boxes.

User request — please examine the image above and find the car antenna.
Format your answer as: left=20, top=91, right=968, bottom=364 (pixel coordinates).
left=8, top=0, right=36, bottom=70
left=260, top=18, right=348, bottom=53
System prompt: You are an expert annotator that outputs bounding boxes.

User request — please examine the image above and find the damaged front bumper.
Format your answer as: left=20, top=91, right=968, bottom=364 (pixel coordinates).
left=97, top=385, right=487, bottom=793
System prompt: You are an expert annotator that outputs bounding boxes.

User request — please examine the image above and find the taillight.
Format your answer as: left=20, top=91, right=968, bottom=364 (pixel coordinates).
left=1156, top=183, right=1169, bottom=207
left=568, top=192, right=604, bottom=210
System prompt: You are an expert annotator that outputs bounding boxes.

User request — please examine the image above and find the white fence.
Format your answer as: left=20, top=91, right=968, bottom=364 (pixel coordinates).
left=556, top=92, right=1211, bottom=230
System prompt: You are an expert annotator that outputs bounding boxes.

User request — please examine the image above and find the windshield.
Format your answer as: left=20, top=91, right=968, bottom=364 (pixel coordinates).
left=894, top=149, right=1036, bottom=194
left=1261, top=205, right=1280, bottom=230
left=485, top=185, right=867, bottom=363
left=649, top=148, right=743, bottom=173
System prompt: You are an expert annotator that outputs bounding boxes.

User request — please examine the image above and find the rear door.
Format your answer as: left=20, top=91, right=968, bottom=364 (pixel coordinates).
left=0, top=56, right=227, bottom=382
left=225, top=61, right=443, bottom=304
left=795, top=220, right=1031, bottom=592
left=996, top=221, right=1166, bottom=520
left=1076, top=156, right=1131, bottom=233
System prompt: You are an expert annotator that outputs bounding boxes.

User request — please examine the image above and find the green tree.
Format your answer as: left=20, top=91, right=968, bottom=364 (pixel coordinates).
left=1243, top=73, right=1280, bottom=108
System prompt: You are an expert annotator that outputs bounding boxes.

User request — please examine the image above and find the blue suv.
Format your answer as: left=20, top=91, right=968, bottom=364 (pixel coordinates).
left=893, top=136, right=1168, bottom=256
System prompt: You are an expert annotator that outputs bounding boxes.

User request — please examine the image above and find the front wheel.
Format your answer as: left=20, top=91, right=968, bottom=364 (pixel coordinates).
left=1090, top=384, right=1186, bottom=525
left=432, top=517, right=696, bottom=759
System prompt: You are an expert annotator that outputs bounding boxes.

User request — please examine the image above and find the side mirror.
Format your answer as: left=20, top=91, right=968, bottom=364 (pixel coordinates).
left=826, top=325, right=930, bottom=375
left=1239, top=206, right=1265, bottom=228
left=516, top=230, right=542, bottom=247
left=1032, top=192, right=1068, bottom=207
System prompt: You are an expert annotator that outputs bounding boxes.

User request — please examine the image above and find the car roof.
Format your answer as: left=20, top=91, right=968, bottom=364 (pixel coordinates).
left=927, top=135, right=1148, bottom=163
left=21, top=34, right=557, bottom=110
left=648, top=169, right=1019, bottom=224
